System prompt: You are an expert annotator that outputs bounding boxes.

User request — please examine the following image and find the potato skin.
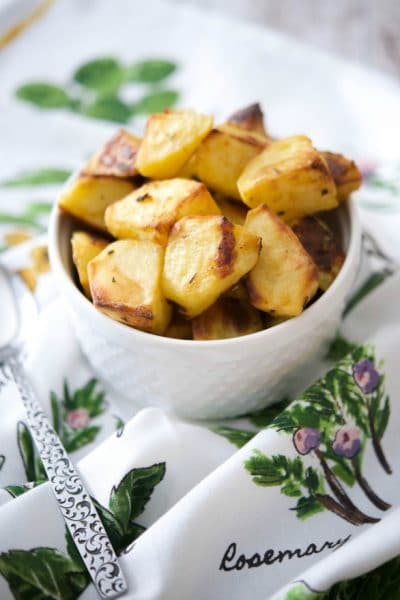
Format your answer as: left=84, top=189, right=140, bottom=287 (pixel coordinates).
left=227, top=103, right=268, bottom=136
left=238, top=135, right=338, bottom=220
left=162, top=215, right=261, bottom=318
left=105, top=178, right=221, bottom=245
left=82, top=129, right=141, bottom=178
left=88, top=239, right=172, bottom=334
left=195, top=123, right=268, bottom=200
left=322, top=151, right=362, bottom=201
left=245, top=205, right=319, bottom=317
left=71, top=231, right=109, bottom=298
left=136, top=109, right=213, bottom=179
left=59, top=176, right=135, bottom=232
left=192, top=296, right=262, bottom=340
left=291, top=216, right=345, bottom=291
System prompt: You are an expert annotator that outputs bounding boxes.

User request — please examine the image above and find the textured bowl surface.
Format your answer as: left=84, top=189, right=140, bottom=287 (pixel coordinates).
left=49, top=198, right=361, bottom=419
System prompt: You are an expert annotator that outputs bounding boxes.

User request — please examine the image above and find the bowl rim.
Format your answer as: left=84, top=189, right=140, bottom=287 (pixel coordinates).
left=49, top=186, right=361, bottom=350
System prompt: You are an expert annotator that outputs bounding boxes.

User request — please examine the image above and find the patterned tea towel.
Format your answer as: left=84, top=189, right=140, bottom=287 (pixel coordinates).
left=1, top=1, right=400, bottom=598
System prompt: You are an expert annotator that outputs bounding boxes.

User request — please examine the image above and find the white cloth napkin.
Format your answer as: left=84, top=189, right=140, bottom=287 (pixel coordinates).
left=0, top=238, right=400, bottom=599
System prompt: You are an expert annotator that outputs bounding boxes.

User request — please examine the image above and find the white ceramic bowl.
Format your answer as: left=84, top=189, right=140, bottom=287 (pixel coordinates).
left=49, top=194, right=361, bottom=420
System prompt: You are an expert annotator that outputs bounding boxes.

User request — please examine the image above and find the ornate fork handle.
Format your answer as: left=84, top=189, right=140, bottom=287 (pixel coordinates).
left=6, top=356, right=127, bottom=599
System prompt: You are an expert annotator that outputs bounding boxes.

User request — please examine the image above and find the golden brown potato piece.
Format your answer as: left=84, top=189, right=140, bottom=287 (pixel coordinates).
left=4, top=231, right=32, bottom=247
left=292, top=216, right=345, bottom=291
left=82, top=129, right=141, bottom=178
left=176, top=154, right=197, bottom=178
left=88, top=240, right=172, bottom=334
left=192, top=296, right=262, bottom=340
left=215, top=195, right=247, bottom=225
left=31, top=245, right=50, bottom=274
left=245, top=205, right=319, bottom=317
left=136, top=109, right=213, bottom=178
left=224, top=281, right=249, bottom=302
left=164, top=311, right=193, bottom=339
left=227, top=103, right=267, bottom=136
left=322, top=151, right=362, bottom=201
left=71, top=231, right=109, bottom=298
left=105, top=178, right=220, bottom=245
left=238, top=135, right=338, bottom=220
left=195, top=123, right=268, bottom=200
left=162, top=215, right=261, bottom=318
left=59, top=177, right=135, bottom=232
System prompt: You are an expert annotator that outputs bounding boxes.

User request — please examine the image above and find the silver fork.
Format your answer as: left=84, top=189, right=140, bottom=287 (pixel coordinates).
left=0, top=264, right=128, bottom=599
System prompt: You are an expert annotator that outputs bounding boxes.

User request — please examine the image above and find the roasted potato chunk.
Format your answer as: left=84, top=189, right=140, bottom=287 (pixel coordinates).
left=195, top=123, right=268, bottom=200
left=292, top=216, right=345, bottom=291
left=88, top=240, right=171, bottom=334
left=59, top=177, right=135, bottom=232
left=245, top=205, right=318, bottom=317
left=322, top=151, right=362, bottom=201
left=136, top=109, right=213, bottom=179
left=164, top=311, right=193, bottom=339
left=238, top=135, right=338, bottom=220
left=82, top=129, right=141, bottom=178
left=192, top=296, right=262, bottom=340
left=105, top=178, right=220, bottom=245
left=71, top=231, right=109, bottom=298
left=215, top=195, right=247, bottom=225
left=227, top=103, right=267, bottom=136
left=162, top=215, right=261, bottom=318
left=176, top=154, right=197, bottom=178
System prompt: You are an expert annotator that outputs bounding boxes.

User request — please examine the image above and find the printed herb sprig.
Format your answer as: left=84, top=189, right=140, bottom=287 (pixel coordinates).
left=15, top=57, right=180, bottom=123
left=0, top=463, right=166, bottom=599
left=244, top=345, right=392, bottom=525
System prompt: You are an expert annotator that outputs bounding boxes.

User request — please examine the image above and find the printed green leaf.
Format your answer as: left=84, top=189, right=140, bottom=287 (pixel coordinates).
left=63, top=425, right=100, bottom=453
left=331, top=462, right=356, bottom=487
left=295, top=495, right=324, bottom=521
left=366, top=174, right=398, bottom=195
left=270, top=412, right=297, bottom=432
left=325, top=334, right=358, bottom=362
left=113, top=415, right=125, bottom=435
left=128, top=59, right=177, bottom=83
left=0, top=213, right=45, bottom=231
left=304, top=467, right=320, bottom=493
left=281, top=481, right=302, bottom=497
left=0, top=548, right=87, bottom=599
left=17, top=422, right=36, bottom=482
left=326, top=555, right=400, bottom=599
left=64, top=379, right=106, bottom=417
left=344, top=272, right=390, bottom=317
left=2, top=169, right=71, bottom=187
left=81, top=95, right=131, bottom=123
left=25, top=202, right=53, bottom=217
left=16, top=83, right=72, bottom=109
left=4, top=481, right=45, bottom=498
left=284, top=582, right=322, bottom=599
left=375, top=395, right=390, bottom=439
left=50, top=391, right=62, bottom=436
left=246, top=398, right=291, bottom=428
left=132, top=90, right=179, bottom=114
left=73, top=57, right=124, bottom=93
left=244, top=450, right=288, bottom=487
left=109, top=463, right=166, bottom=529
left=211, top=425, right=255, bottom=448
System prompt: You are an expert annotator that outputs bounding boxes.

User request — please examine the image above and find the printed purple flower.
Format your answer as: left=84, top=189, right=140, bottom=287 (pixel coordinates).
left=66, top=408, right=90, bottom=430
left=293, top=427, right=321, bottom=455
left=353, top=359, right=379, bottom=394
left=332, top=425, right=361, bottom=459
